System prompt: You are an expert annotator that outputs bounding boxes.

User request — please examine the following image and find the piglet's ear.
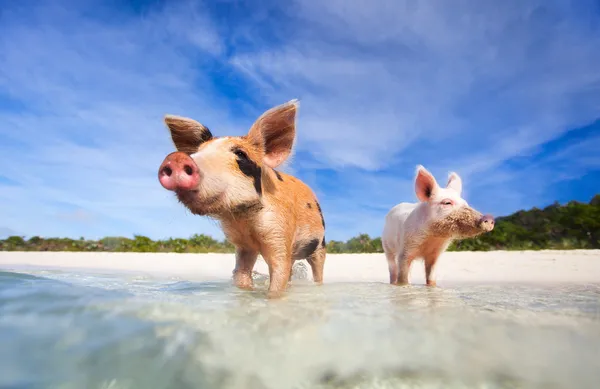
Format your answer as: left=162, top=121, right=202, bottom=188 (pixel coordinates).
left=164, top=115, right=213, bottom=155
left=247, top=99, right=298, bottom=169
left=446, top=172, right=462, bottom=195
left=415, top=165, right=439, bottom=202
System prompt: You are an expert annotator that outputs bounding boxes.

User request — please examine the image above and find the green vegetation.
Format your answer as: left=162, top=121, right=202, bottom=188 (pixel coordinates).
left=2, top=195, right=599, bottom=253
left=0, top=234, right=235, bottom=253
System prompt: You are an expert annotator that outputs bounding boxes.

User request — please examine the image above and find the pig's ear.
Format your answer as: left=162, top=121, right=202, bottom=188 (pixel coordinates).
left=247, top=99, right=298, bottom=168
left=164, top=115, right=213, bottom=155
left=446, top=172, right=462, bottom=195
left=415, top=165, right=439, bottom=202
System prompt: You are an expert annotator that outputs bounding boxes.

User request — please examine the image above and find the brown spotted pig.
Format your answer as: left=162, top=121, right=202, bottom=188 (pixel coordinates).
left=158, top=100, right=326, bottom=298
left=382, top=165, right=495, bottom=287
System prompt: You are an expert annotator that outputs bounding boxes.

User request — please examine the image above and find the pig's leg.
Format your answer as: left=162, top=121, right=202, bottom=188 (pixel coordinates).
left=424, top=255, right=439, bottom=287
left=267, top=260, right=292, bottom=298
left=289, top=259, right=295, bottom=282
left=396, top=251, right=413, bottom=286
left=385, top=249, right=398, bottom=284
left=263, top=248, right=292, bottom=299
left=307, top=247, right=326, bottom=284
left=233, top=248, right=258, bottom=290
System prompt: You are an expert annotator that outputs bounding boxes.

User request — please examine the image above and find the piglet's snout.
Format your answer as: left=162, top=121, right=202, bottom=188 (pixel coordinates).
left=158, top=151, right=200, bottom=191
left=479, top=214, right=495, bottom=231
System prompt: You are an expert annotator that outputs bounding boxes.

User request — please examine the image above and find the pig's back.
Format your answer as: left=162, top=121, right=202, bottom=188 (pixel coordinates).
left=268, top=170, right=325, bottom=243
left=292, top=174, right=325, bottom=230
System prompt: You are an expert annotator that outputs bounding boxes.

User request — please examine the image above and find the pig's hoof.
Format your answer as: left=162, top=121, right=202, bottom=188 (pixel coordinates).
left=232, top=277, right=254, bottom=290
left=235, top=283, right=254, bottom=290
left=266, top=290, right=285, bottom=299
left=426, top=281, right=437, bottom=287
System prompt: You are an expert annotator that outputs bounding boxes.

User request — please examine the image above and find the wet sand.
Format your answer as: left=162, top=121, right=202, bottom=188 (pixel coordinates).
left=1, top=250, right=599, bottom=285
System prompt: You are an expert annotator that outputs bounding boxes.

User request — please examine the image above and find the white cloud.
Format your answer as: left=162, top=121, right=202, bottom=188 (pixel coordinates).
left=0, top=0, right=598, bottom=241
left=0, top=1, right=236, bottom=240
left=231, top=0, right=600, bottom=174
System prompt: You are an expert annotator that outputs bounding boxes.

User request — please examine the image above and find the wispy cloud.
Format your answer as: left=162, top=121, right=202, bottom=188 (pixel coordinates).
left=230, top=0, right=600, bottom=238
left=0, top=0, right=599, bottom=241
left=0, top=1, right=235, bottom=239
left=232, top=0, right=600, bottom=172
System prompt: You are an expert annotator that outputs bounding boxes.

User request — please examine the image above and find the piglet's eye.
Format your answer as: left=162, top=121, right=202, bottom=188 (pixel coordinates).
left=441, top=199, right=453, bottom=205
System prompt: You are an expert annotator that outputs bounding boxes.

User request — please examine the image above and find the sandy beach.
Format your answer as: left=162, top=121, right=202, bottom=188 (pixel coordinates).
left=1, top=250, right=600, bottom=285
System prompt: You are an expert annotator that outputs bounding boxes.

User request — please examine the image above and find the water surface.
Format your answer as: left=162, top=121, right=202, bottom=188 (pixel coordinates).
left=1, top=265, right=599, bottom=389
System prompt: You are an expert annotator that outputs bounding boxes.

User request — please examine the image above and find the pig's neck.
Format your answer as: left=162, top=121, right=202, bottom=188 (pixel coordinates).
left=217, top=168, right=284, bottom=251
left=407, top=205, right=454, bottom=258
left=413, top=203, right=454, bottom=242
left=218, top=210, right=264, bottom=253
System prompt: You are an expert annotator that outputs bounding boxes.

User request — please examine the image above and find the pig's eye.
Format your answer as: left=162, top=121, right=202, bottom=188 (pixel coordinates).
left=233, top=149, right=248, bottom=160
left=441, top=199, right=454, bottom=206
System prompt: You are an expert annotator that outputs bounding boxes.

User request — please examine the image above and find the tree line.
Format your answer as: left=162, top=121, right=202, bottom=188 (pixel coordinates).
left=1, top=195, right=599, bottom=253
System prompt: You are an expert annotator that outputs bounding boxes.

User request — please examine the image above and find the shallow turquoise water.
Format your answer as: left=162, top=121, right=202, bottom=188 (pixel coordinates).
left=1, top=267, right=600, bottom=389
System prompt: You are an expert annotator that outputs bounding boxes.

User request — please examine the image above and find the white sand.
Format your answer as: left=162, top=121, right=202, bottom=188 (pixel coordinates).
left=1, top=250, right=600, bottom=285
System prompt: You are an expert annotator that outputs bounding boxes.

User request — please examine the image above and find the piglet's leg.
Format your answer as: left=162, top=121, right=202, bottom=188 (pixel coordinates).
left=233, top=248, right=258, bottom=290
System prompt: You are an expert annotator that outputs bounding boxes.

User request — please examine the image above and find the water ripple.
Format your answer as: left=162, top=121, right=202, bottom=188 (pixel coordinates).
left=0, top=269, right=599, bottom=389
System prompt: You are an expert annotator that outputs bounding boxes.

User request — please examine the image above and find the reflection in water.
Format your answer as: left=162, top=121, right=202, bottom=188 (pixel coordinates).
left=1, top=269, right=600, bottom=389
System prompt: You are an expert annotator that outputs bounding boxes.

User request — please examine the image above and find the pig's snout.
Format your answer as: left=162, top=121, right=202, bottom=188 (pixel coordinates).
left=158, top=152, right=200, bottom=191
left=479, top=214, right=495, bottom=231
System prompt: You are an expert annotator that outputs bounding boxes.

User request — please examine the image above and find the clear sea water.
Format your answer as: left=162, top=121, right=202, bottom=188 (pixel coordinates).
left=1, top=264, right=600, bottom=389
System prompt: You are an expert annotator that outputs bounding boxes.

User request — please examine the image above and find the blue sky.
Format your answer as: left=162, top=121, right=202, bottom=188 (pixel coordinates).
left=0, top=0, right=599, bottom=241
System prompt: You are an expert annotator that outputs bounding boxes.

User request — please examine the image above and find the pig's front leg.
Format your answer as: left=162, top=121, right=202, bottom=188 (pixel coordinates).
left=264, top=249, right=292, bottom=299
left=233, top=248, right=258, bottom=290
left=396, top=251, right=414, bottom=286
left=424, top=255, right=439, bottom=287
